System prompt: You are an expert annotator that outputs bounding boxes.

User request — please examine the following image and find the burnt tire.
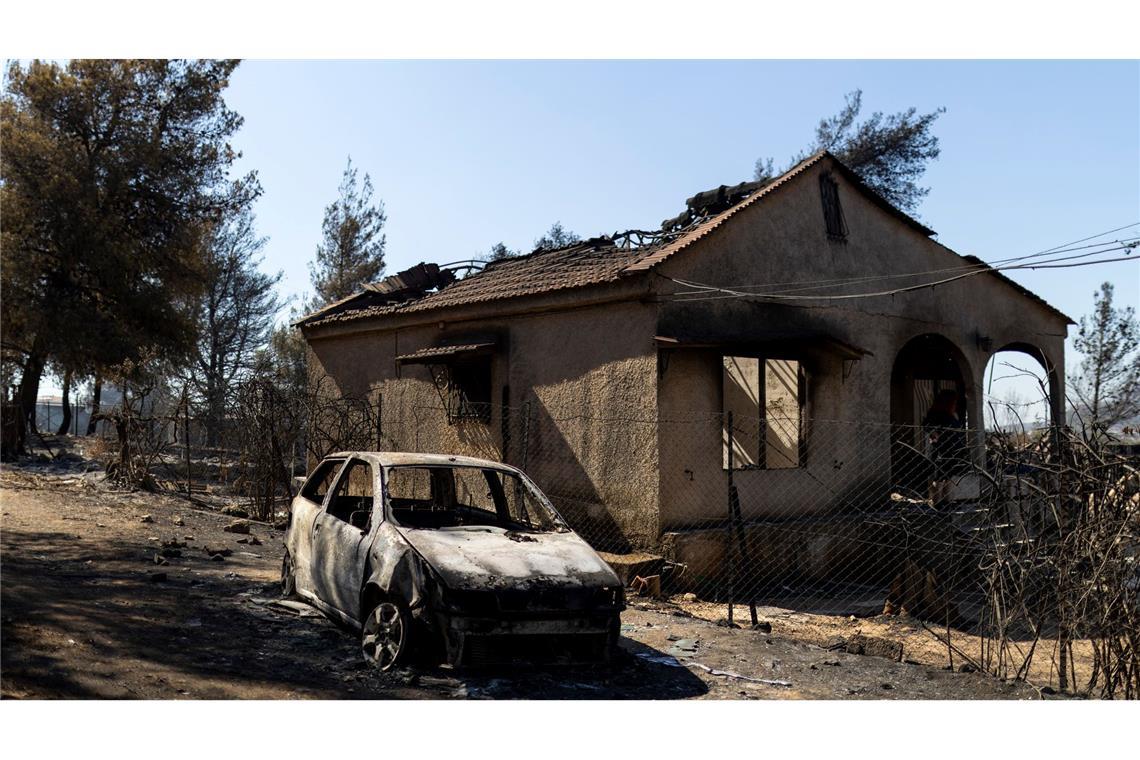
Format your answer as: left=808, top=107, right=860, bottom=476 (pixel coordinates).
left=280, top=551, right=297, bottom=598
left=361, top=597, right=412, bottom=672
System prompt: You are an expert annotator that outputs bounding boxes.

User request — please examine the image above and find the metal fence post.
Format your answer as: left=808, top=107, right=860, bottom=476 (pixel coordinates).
left=521, top=400, right=532, bottom=473
left=726, top=410, right=757, bottom=626
left=375, top=392, right=383, bottom=451
left=183, top=387, right=191, bottom=498
left=727, top=411, right=736, bottom=623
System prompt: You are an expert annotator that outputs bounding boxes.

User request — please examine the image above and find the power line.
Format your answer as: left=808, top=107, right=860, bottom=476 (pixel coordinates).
left=724, top=238, right=1139, bottom=297
left=662, top=244, right=1138, bottom=303
left=664, top=226, right=1140, bottom=296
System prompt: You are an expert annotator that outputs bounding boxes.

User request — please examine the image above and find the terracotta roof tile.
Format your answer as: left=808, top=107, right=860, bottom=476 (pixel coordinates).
left=300, top=241, right=656, bottom=328
left=299, top=151, right=1070, bottom=329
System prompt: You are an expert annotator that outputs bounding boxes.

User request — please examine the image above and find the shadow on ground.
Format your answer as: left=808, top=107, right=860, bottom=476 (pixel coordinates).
left=1, top=515, right=705, bottom=699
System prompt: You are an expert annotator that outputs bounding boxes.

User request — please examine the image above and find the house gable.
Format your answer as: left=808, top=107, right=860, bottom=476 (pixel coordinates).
left=649, top=154, right=1072, bottom=330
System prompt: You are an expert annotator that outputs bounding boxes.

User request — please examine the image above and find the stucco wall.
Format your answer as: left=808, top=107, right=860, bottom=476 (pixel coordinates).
left=652, top=158, right=1069, bottom=526
left=302, top=156, right=1068, bottom=548
left=305, top=299, right=663, bottom=549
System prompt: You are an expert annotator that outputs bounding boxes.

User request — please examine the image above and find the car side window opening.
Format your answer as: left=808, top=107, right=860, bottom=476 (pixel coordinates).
left=326, top=459, right=375, bottom=524
left=301, top=458, right=346, bottom=504
left=385, top=465, right=562, bottom=532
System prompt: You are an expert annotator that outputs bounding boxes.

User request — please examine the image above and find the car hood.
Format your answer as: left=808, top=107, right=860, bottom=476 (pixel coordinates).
left=397, top=525, right=620, bottom=591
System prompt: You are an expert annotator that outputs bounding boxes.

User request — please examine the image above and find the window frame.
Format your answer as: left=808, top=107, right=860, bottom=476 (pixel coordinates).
left=300, top=458, right=347, bottom=505
left=448, top=356, right=493, bottom=424
left=324, top=457, right=378, bottom=527
left=721, top=354, right=808, bottom=471
left=380, top=464, right=566, bottom=532
left=819, top=171, right=848, bottom=242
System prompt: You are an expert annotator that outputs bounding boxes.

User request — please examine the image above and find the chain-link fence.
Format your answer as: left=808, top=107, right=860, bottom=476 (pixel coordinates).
left=367, top=398, right=1138, bottom=697
left=77, top=376, right=1138, bottom=697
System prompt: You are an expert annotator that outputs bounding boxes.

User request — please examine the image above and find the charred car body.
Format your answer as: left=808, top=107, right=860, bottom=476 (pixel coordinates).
left=282, top=452, right=624, bottom=669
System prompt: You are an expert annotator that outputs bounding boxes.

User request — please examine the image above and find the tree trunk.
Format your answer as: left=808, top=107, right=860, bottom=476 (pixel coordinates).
left=18, top=350, right=45, bottom=437
left=56, top=369, right=73, bottom=435
left=86, top=376, right=102, bottom=435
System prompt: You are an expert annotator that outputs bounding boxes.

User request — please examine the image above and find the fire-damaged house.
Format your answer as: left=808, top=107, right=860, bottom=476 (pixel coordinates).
left=296, top=151, right=1072, bottom=593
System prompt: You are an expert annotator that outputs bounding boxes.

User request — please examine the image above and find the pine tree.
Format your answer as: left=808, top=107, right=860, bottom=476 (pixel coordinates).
left=1069, top=282, right=1140, bottom=437
left=309, top=157, right=387, bottom=306
left=1, top=59, right=258, bottom=457
left=187, top=206, right=282, bottom=446
left=755, top=90, right=944, bottom=213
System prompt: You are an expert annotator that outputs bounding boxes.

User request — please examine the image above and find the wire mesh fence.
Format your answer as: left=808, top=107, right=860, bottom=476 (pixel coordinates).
left=73, top=376, right=1139, bottom=697
left=371, top=397, right=1138, bottom=697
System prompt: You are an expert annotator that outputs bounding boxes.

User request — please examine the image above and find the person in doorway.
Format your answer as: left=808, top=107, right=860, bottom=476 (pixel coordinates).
left=923, top=389, right=968, bottom=497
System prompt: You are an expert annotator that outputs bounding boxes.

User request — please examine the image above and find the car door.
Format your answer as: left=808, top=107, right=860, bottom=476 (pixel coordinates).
left=290, top=458, right=346, bottom=598
left=309, top=457, right=378, bottom=621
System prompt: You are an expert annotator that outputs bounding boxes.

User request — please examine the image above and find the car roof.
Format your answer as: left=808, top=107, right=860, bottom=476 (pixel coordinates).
left=323, top=451, right=522, bottom=472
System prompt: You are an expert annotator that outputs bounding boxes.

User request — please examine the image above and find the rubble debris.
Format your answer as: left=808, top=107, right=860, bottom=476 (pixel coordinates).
left=634, top=652, right=684, bottom=667
left=210, top=553, right=225, bottom=562
left=596, top=551, right=664, bottom=585
left=751, top=621, right=773, bottom=634
left=221, top=506, right=249, bottom=518
left=630, top=574, right=662, bottom=598
left=668, top=638, right=700, bottom=656
left=686, top=661, right=792, bottom=687
left=843, top=634, right=903, bottom=662
left=682, top=592, right=699, bottom=602
left=153, top=554, right=168, bottom=566
left=173, top=516, right=184, bottom=527
left=139, top=514, right=153, bottom=524
left=223, top=521, right=250, bottom=535
left=256, top=599, right=324, bottom=618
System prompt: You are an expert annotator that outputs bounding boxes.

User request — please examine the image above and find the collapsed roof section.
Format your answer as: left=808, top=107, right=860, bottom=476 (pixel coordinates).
left=294, top=174, right=788, bottom=330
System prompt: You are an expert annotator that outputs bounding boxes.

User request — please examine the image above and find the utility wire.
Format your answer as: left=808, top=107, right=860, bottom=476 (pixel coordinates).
left=662, top=244, right=1138, bottom=303
left=724, top=238, right=1139, bottom=297
left=668, top=227, right=1140, bottom=296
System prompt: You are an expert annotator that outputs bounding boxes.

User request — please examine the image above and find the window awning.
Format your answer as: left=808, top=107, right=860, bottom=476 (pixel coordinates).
left=654, top=332, right=871, bottom=361
left=396, top=342, right=497, bottom=365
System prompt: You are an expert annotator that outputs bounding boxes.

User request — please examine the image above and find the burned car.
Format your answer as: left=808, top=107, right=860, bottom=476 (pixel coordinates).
left=281, top=452, right=624, bottom=670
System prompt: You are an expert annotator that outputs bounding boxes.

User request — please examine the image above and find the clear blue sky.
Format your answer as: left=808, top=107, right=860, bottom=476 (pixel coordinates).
left=223, top=60, right=1139, bottom=422
left=228, top=60, right=1138, bottom=318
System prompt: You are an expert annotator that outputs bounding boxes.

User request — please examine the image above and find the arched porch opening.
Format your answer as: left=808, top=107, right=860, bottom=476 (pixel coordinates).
left=890, top=333, right=974, bottom=491
left=982, top=342, right=1059, bottom=432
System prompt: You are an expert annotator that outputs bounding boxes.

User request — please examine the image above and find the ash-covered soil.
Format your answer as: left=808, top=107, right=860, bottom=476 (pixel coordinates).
left=1, top=462, right=1039, bottom=700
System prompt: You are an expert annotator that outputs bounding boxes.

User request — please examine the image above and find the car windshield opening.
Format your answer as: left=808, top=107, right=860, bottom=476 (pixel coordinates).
left=385, top=465, right=565, bottom=532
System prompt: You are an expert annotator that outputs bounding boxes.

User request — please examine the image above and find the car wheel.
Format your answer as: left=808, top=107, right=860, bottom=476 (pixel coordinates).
left=361, top=598, right=411, bottom=671
left=281, top=551, right=297, bottom=598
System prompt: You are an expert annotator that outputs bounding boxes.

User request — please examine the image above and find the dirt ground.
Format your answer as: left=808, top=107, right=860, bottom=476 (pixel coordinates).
left=669, top=596, right=1092, bottom=691
left=1, top=459, right=1045, bottom=700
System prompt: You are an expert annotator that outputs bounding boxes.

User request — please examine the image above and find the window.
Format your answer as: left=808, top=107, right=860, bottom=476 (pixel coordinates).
left=385, top=465, right=564, bottom=532
left=722, top=356, right=805, bottom=470
left=449, top=357, right=492, bottom=423
left=819, top=171, right=848, bottom=241
left=301, top=458, right=345, bottom=503
left=326, top=459, right=374, bottom=524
